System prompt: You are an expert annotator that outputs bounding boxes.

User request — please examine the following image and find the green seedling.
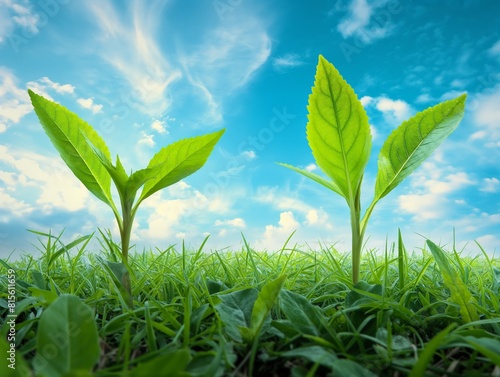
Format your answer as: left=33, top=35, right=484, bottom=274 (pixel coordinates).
left=280, top=55, right=466, bottom=284
left=28, top=90, right=224, bottom=301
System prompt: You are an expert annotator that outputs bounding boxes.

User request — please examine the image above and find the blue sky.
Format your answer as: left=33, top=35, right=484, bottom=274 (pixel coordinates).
left=0, top=0, right=499, bottom=258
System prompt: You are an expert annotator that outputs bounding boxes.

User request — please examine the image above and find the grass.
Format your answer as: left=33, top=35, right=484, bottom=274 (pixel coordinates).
left=1, top=231, right=499, bottom=376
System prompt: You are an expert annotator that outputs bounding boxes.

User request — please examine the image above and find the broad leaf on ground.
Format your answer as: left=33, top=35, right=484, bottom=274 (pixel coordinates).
left=34, top=294, right=99, bottom=377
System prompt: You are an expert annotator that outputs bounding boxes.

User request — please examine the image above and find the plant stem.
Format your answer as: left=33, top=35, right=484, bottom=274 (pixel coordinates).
left=351, top=183, right=363, bottom=285
left=119, top=201, right=136, bottom=301
left=350, top=207, right=362, bottom=285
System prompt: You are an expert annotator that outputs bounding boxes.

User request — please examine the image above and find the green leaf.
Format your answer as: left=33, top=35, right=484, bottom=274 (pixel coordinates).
left=277, top=163, right=344, bottom=197
left=374, top=94, right=466, bottom=200
left=279, top=290, right=325, bottom=336
left=139, top=129, right=225, bottom=202
left=306, top=55, right=371, bottom=202
left=281, top=346, right=337, bottom=369
left=130, top=349, right=190, bottom=377
left=330, top=360, right=377, bottom=377
left=426, top=240, right=479, bottom=323
left=215, top=288, right=258, bottom=342
left=34, top=294, right=100, bottom=377
left=244, top=275, right=287, bottom=341
left=28, top=90, right=113, bottom=206
left=92, top=150, right=128, bottom=195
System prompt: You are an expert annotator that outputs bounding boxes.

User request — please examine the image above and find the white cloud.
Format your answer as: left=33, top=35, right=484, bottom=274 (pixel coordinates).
left=423, top=172, right=475, bottom=194
left=0, top=0, right=40, bottom=44
left=0, top=189, right=32, bottom=217
left=397, top=158, right=475, bottom=221
left=272, top=53, right=304, bottom=72
left=138, top=131, right=155, bottom=147
left=360, top=95, right=373, bottom=106
left=305, top=163, right=318, bottom=172
left=488, top=39, right=500, bottom=58
left=0, top=146, right=90, bottom=215
left=256, top=186, right=311, bottom=214
left=480, top=177, right=500, bottom=193
left=215, top=218, right=246, bottom=228
left=241, top=150, right=257, bottom=160
left=415, top=93, right=433, bottom=103
left=77, top=97, right=103, bottom=114
left=261, top=211, right=300, bottom=250
left=375, top=97, right=411, bottom=123
left=470, top=85, right=500, bottom=146
left=151, top=119, right=168, bottom=134
left=0, top=67, right=32, bottom=132
left=85, top=1, right=182, bottom=117
left=398, top=193, right=443, bottom=221
left=337, top=0, right=394, bottom=44
left=138, top=184, right=235, bottom=242
left=27, top=77, right=75, bottom=101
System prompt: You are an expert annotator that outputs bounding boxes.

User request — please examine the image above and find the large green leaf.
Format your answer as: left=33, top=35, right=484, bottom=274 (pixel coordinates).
left=374, top=94, right=466, bottom=200
left=139, top=129, right=225, bottom=202
left=28, top=90, right=113, bottom=206
left=426, top=240, right=479, bottom=323
left=306, top=55, right=371, bottom=202
left=34, top=294, right=100, bottom=377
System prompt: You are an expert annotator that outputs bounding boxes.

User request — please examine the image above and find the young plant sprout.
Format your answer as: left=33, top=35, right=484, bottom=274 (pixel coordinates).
left=29, top=90, right=224, bottom=301
left=280, top=55, right=466, bottom=284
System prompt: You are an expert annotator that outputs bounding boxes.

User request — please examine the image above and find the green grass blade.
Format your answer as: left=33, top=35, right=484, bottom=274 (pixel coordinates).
left=375, top=94, right=466, bottom=200
left=409, top=323, right=456, bottom=377
left=306, top=55, right=371, bottom=202
left=398, top=228, right=406, bottom=290
left=427, top=240, right=479, bottom=323
left=139, top=129, right=225, bottom=202
left=28, top=90, right=113, bottom=206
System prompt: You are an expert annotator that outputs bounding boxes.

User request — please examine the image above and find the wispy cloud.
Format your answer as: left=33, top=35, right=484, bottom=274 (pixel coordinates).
left=470, top=85, right=500, bottom=147
left=151, top=119, right=169, bottom=134
left=85, top=0, right=181, bottom=117
left=0, top=0, right=40, bottom=43
left=480, top=177, right=500, bottom=193
left=488, top=39, right=500, bottom=59
left=179, top=17, right=271, bottom=124
left=272, top=53, right=304, bottom=72
left=337, top=0, right=396, bottom=44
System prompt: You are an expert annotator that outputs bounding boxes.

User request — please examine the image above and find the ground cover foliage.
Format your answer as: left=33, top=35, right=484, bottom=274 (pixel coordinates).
left=1, top=231, right=499, bottom=376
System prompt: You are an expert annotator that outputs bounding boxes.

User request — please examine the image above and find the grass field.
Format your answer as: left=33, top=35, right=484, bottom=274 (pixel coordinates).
left=1, top=231, right=499, bottom=376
